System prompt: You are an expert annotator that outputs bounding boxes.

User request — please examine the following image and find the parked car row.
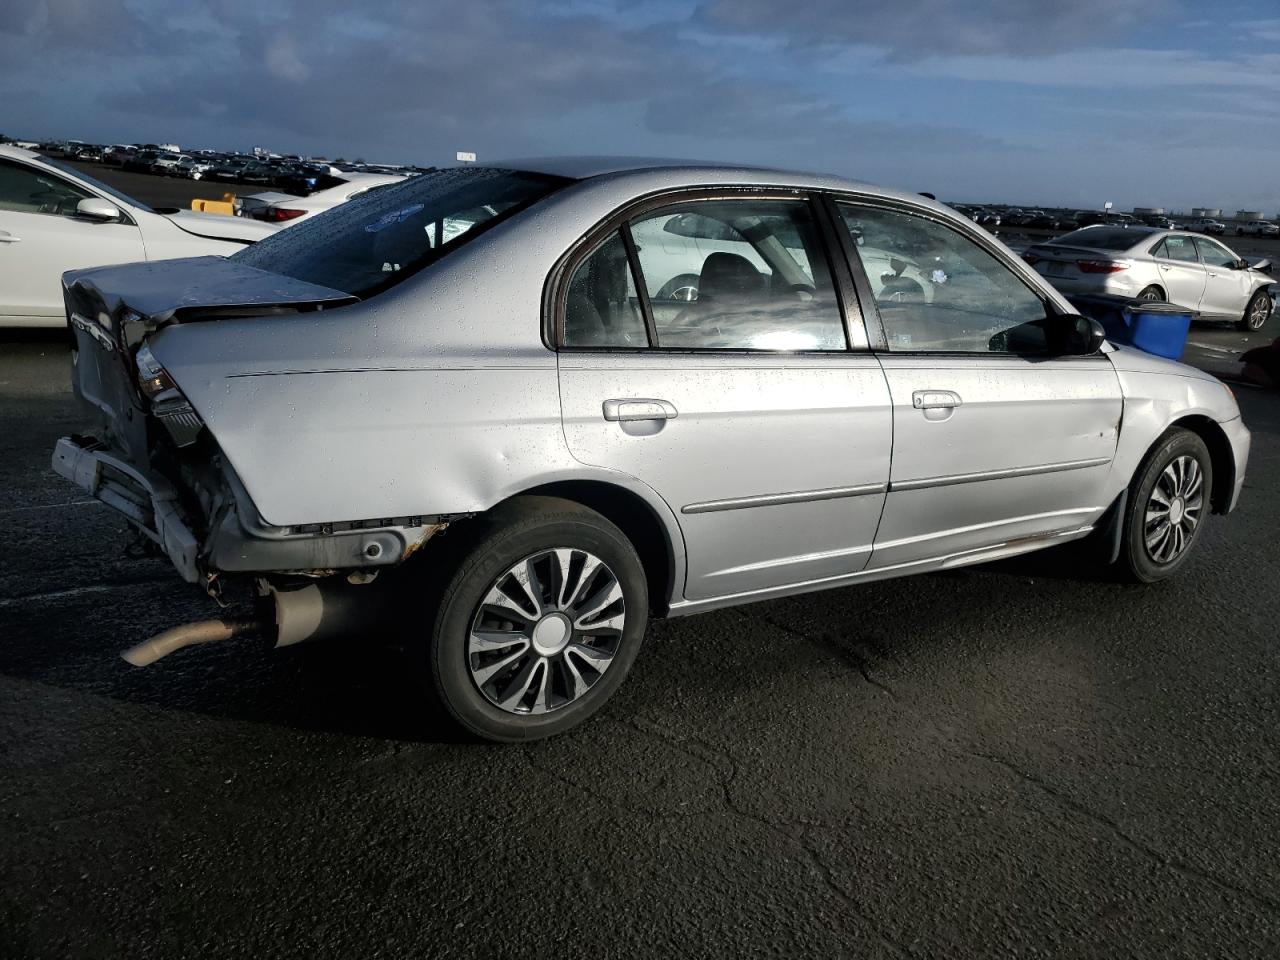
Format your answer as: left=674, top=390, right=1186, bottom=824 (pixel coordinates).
left=43, top=139, right=425, bottom=198
left=948, top=203, right=1280, bottom=239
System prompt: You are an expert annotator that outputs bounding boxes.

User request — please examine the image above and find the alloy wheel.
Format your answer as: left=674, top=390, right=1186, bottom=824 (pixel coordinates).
left=467, top=548, right=625, bottom=715
left=1144, top=455, right=1204, bottom=564
left=1248, top=294, right=1271, bottom=330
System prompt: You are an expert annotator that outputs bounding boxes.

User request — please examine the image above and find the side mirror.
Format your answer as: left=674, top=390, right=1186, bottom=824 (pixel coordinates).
left=76, top=198, right=122, bottom=222
left=1054, top=313, right=1106, bottom=354
left=990, top=313, right=1105, bottom=355
left=1233, top=259, right=1249, bottom=270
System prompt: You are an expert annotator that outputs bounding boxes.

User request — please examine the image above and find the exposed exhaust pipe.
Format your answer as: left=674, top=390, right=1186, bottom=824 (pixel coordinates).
left=121, top=615, right=261, bottom=667
left=120, top=577, right=394, bottom=666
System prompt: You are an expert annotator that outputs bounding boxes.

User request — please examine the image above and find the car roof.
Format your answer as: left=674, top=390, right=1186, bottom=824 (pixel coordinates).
left=490, top=155, right=953, bottom=218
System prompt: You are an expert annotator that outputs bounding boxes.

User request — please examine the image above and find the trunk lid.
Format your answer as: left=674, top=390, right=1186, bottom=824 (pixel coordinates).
left=158, top=209, right=282, bottom=243
left=63, top=256, right=355, bottom=462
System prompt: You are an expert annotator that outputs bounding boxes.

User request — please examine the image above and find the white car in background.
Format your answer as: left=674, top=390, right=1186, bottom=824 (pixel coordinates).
left=0, top=145, right=279, bottom=327
left=237, top=172, right=406, bottom=225
left=1236, top=220, right=1279, bottom=237
left=1187, top=218, right=1226, bottom=235
left=174, top=157, right=214, bottom=180
left=150, top=152, right=185, bottom=174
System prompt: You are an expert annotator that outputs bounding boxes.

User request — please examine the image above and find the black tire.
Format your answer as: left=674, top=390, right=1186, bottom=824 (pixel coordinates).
left=424, top=496, right=648, bottom=742
left=1117, top=428, right=1212, bottom=583
left=1136, top=285, right=1164, bottom=302
left=1237, top=289, right=1272, bottom=332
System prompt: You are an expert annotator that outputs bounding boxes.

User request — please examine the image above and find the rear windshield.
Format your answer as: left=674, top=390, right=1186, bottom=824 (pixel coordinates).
left=232, top=167, right=565, bottom=298
left=1050, top=227, right=1148, bottom=251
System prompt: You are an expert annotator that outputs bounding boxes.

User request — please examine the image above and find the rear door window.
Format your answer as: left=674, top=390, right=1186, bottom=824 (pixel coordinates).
left=626, top=198, right=846, bottom=351
left=562, top=231, right=648, bottom=348
left=1158, top=235, right=1199, bottom=262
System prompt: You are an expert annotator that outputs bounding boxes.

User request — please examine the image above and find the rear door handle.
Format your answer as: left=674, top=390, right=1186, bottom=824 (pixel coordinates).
left=602, top=398, right=678, bottom=422
left=912, top=390, right=962, bottom=410
left=0, top=231, right=20, bottom=243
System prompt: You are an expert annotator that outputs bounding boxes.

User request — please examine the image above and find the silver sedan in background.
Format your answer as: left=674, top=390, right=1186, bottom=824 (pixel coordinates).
left=52, top=159, right=1250, bottom=740
left=1024, top=225, right=1275, bottom=331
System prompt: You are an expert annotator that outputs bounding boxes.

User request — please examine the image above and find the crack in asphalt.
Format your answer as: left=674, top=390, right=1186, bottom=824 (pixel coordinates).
left=755, top=612, right=900, bottom=702
left=756, top=614, right=1280, bottom=920
left=0, top=499, right=97, bottom=516
left=971, top=751, right=1280, bottom=917
left=616, top=715, right=909, bottom=959
left=0, top=575, right=176, bottom=607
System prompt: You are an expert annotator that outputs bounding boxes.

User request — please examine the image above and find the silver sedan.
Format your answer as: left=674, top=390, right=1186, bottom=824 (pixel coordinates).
left=53, top=159, right=1250, bottom=740
left=1025, top=225, right=1275, bottom=331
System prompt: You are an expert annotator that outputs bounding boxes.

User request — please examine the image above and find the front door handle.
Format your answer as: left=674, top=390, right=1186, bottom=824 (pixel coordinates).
left=0, top=231, right=21, bottom=243
left=912, top=390, right=962, bottom=410
left=602, top=398, right=678, bottom=422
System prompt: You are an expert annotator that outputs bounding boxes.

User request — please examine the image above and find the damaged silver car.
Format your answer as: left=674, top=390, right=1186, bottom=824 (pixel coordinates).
left=54, top=159, right=1251, bottom=741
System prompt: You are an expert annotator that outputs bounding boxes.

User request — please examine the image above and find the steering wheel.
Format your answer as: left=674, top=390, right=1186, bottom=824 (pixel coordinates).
left=880, top=277, right=925, bottom=302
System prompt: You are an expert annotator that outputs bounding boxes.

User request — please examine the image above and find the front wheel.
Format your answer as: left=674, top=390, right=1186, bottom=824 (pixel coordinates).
left=1117, top=428, right=1212, bottom=583
left=424, top=497, right=648, bottom=741
left=1238, top=289, right=1272, bottom=332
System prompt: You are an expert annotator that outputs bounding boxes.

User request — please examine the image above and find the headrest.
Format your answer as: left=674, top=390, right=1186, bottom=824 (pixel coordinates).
left=699, top=252, right=764, bottom=300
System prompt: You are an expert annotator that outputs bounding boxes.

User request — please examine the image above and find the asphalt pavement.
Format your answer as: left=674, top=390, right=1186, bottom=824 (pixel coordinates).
left=1, top=329, right=1278, bottom=959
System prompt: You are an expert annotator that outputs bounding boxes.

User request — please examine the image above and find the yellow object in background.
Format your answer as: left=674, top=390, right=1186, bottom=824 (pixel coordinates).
left=191, top=193, right=237, bottom=216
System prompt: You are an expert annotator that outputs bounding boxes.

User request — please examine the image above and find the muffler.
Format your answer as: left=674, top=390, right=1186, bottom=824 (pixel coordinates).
left=120, top=577, right=396, bottom=666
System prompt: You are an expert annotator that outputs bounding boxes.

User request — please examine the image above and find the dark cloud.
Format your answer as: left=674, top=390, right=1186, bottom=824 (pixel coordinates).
left=0, top=0, right=190, bottom=53
left=697, top=0, right=1172, bottom=59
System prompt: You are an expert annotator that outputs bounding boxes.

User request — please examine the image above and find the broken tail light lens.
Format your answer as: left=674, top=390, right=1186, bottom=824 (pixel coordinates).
left=1077, top=259, right=1131, bottom=274
left=136, top=343, right=204, bottom=447
left=136, top=343, right=177, bottom=398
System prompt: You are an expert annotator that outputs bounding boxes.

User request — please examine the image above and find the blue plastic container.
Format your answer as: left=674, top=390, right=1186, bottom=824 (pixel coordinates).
left=1065, top=294, right=1193, bottom=361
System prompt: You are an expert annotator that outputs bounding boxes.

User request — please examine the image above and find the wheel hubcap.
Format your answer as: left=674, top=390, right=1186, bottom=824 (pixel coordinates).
left=531, top=613, right=572, bottom=655
left=467, top=548, right=625, bottom=715
left=1250, top=296, right=1270, bottom=328
left=1144, top=455, right=1203, bottom=564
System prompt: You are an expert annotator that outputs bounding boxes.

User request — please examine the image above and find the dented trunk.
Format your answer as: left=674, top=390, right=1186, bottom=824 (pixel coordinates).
left=64, top=255, right=354, bottom=460
left=54, top=256, right=444, bottom=587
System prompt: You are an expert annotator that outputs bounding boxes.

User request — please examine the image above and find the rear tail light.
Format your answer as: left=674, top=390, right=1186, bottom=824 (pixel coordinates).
left=265, top=207, right=306, bottom=222
left=135, top=343, right=177, bottom=398
left=135, top=344, right=203, bottom=447
left=1077, top=259, right=1131, bottom=274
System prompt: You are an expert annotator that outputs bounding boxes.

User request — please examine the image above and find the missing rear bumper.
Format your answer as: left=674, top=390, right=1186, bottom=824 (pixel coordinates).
left=52, top=435, right=201, bottom=582
left=52, top=435, right=450, bottom=582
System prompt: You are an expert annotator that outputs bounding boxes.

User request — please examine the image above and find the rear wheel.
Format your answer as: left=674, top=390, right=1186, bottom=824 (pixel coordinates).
left=423, top=497, right=648, bottom=741
left=1238, top=289, right=1272, bottom=332
left=1136, top=285, right=1164, bottom=302
left=1117, top=428, right=1212, bottom=583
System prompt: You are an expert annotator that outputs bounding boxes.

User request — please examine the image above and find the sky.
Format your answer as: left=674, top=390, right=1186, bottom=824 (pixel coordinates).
left=3, top=0, right=1279, bottom=212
